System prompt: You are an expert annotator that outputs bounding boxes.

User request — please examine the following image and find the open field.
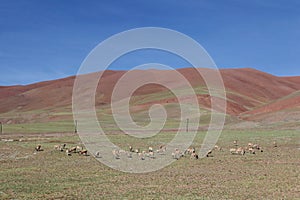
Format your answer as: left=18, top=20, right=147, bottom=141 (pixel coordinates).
left=0, top=129, right=299, bottom=199
left=0, top=68, right=299, bottom=199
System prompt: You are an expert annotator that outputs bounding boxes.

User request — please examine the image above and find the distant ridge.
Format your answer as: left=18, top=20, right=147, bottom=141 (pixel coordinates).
left=0, top=68, right=299, bottom=125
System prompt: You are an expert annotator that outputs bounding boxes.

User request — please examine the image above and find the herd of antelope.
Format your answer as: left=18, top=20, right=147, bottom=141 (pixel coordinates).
left=34, top=140, right=278, bottom=160
left=52, top=143, right=88, bottom=156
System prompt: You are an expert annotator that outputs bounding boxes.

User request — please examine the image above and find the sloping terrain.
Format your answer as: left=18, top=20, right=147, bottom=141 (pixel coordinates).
left=0, top=68, right=299, bottom=127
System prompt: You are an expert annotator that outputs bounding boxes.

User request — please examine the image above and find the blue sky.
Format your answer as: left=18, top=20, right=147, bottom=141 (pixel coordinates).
left=1, top=0, right=300, bottom=85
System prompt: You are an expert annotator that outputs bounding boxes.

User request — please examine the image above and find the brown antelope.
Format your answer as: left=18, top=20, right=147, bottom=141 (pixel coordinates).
left=79, top=149, right=88, bottom=156
left=69, top=146, right=77, bottom=153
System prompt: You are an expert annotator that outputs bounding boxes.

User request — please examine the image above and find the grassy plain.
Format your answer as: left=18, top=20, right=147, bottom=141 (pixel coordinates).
left=0, top=126, right=299, bottom=199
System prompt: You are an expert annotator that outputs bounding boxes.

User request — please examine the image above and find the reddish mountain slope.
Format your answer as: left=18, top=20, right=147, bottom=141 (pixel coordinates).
left=0, top=68, right=299, bottom=122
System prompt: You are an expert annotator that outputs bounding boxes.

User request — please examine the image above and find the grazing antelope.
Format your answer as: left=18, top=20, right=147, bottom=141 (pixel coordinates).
left=230, top=148, right=236, bottom=154
left=236, top=147, right=245, bottom=155
left=214, top=145, right=222, bottom=151
left=76, top=146, right=83, bottom=153
left=190, top=152, right=199, bottom=159
left=69, top=146, right=77, bottom=153
left=156, top=145, right=167, bottom=155
left=172, top=148, right=182, bottom=160
left=54, top=145, right=60, bottom=150
left=230, top=147, right=245, bottom=155
left=55, top=144, right=66, bottom=151
left=138, top=152, right=145, bottom=160
left=79, top=149, right=88, bottom=156
left=253, top=144, right=259, bottom=149
left=233, top=140, right=238, bottom=147
left=119, top=149, right=126, bottom=154
left=185, top=147, right=195, bottom=155
left=148, top=146, right=153, bottom=152
left=129, top=145, right=134, bottom=152
left=95, top=151, right=101, bottom=158
left=135, top=149, right=140, bottom=154
left=273, top=141, right=277, bottom=147
left=35, top=144, right=43, bottom=151
left=66, top=149, right=71, bottom=156
left=149, top=151, right=155, bottom=159
left=206, top=150, right=213, bottom=157
left=112, top=149, right=120, bottom=159
left=248, top=147, right=255, bottom=154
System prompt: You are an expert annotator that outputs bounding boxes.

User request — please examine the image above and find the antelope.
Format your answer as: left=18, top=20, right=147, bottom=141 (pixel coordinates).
left=185, top=147, right=195, bottom=155
left=248, top=147, right=255, bottom=154
left=66, top=149, right=71, bottom=156
left=172, top=148, right=182, bottom=160
left=138, top=152, right=145, bottom=160
left=112, top=149, right=120, bottom=159
left=206, top=150, right=213, bottom=157
left=149, top=151, right=155, bottom=159
left=79, top=149, right=88, bottom=156
left=69, top=147, right=77, bottom=153
left=129, top=145, right=134, bottom=152
left=230, top=148, right=236, bottom=154
left=236, top=147, right=245, bottom=155
left=233, top=140, right=238, bottom=146
left=148, top=146, right=153, bottom=152
left=214, top=145, right=222, bottom=151
left=156, top=145, right=166, bottom=155
left=55, top=144, right=66, bottom=151
left=35, top=144, right=43, bottom=151
left=95, top=151, right=101, bottom=158
left=190, top=152, right=199, bottom=159
left=273, top=141, right=277, bottom=147
left=230, top=147, right=245, bottom=155
left=76, top=146, right=83, bottom=153
left=54, top=145, right=60, bottom=150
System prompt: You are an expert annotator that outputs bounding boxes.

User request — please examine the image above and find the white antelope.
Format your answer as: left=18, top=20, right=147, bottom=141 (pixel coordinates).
left=112, top=149, right=120, bottom=159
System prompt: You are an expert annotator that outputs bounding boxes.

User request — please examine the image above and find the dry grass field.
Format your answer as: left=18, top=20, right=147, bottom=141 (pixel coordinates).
left=0, top=128, right=299, bottom=200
